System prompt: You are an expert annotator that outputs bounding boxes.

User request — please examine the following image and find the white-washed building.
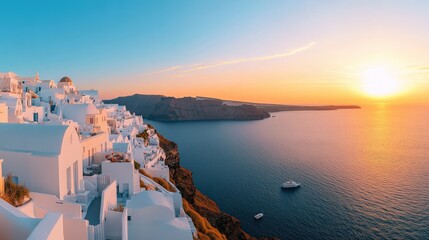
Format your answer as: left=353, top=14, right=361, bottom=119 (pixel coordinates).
left=0, top=72, right=195, bottom=240
left=0, top=124, right=83, bottom=199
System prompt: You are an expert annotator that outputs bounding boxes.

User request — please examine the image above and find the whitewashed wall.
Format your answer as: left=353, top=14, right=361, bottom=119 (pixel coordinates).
left=27, top=213, right=64, bottom=240
left=0, top=199, right=41, bottom=239
left=1, top=151, right=61, bottom=198
left=102, top=160, right=137, bottom=195
left=0, top=103, right=8, bottom=122
left=30, top=192, right=82, bottom=219
left=100, top=180, right=117, bottom=225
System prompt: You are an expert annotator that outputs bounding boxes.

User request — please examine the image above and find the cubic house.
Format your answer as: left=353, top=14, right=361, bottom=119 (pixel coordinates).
left=0, top=72, right=195, bottom=240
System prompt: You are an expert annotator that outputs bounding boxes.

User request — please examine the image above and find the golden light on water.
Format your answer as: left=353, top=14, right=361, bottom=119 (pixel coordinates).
left=361, top=65, right=404, bottom=98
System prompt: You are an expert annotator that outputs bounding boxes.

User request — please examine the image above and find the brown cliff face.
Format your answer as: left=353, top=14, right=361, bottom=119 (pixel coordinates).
left=157, top=131, right=279, bottom=240
left=148, top=97, right=270, bottom=121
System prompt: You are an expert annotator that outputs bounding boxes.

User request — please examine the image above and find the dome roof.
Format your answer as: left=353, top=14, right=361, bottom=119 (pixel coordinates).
left=59, top=76, right=73, bottom=83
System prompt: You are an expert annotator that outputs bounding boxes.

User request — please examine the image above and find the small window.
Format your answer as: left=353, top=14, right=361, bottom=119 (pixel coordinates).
left=90, top=118, right=94, bottom=124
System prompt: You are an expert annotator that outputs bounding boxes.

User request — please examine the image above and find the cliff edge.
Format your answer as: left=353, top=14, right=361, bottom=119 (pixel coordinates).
left=156, top=129, right=278, bottom=240
left=104, top=94, right=360, bottom=122
left=104, top=94, right=270, bottom=121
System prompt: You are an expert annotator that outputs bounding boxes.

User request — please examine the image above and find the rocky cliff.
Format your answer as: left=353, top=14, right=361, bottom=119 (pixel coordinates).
left=104, top=94, right=270, bottom=121
left=148, top=97, right=270, bottom=121
left=105, top=94, right=360, bottom=122
left=156, top=129, right=278, bottom=240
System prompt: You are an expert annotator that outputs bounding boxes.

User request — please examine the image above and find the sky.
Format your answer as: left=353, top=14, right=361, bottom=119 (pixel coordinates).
left=1, top=0, right=429, bottom=104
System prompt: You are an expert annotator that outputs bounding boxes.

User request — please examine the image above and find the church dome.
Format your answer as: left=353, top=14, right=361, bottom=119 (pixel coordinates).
left=59, top=76, right=73, bottom=83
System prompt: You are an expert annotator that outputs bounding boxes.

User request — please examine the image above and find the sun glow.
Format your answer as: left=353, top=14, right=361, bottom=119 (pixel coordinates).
left=361, top=65, right=403, bottom=98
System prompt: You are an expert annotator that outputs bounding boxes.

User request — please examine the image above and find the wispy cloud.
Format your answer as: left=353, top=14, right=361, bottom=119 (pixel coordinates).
left=142, top=66, right=182, bottom=76
left=144, top=42, right=316, bottom=77
left=183, top=42, right=316, bottom=73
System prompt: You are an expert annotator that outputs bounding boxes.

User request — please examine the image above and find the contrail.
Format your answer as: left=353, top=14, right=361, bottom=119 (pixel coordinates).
left=183, top=42, right=316, bottom=73
left=144, top=42, right=316, bottom=76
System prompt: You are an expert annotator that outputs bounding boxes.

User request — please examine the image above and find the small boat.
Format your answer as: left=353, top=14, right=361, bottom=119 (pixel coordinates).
left=281, top=180, right=301, bottom=189
left=254, top=213, right=264, bottom=219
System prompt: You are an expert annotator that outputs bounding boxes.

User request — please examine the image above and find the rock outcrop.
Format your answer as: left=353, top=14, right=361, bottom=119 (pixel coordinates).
left=104, top=94, right=360, bottom=122
left=104, top=94, right=270, bottom=121
left=148, top=97, right=270, bottom=121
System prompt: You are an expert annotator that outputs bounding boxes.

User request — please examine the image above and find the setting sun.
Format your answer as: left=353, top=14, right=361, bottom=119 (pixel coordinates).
left=361, top=65, right=403, bottom=98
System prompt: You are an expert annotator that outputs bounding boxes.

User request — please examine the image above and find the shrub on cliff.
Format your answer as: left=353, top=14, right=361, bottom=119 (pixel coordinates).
left=153, top=177, right=176, bottom=192
left=183, top=199, right=227, bottom=240
left=139, top=179, right=146, bottom=189
left=139, top=169, right=177, bottom=192
left=139, top=169, right=152, bottom=178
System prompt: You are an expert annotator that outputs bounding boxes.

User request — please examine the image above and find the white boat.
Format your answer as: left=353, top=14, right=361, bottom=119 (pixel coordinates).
left=281, top=180, right=301, bottom=189
left=254, top=213, right=264, bottom=219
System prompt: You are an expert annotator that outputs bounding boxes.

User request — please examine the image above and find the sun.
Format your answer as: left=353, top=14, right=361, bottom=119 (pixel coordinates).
left=361, top=65, right=403, bottom=98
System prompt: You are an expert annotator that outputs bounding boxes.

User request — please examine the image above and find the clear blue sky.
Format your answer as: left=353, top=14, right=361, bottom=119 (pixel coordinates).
left=1, top=0, right=428, bottom=103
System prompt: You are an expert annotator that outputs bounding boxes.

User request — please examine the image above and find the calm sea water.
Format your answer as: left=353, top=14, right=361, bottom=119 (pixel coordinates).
left=148, top=105, right=429, bottom=239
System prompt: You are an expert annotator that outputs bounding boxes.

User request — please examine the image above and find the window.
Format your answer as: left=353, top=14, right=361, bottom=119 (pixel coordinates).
left=91, top=148, right=95, bottom=164
left=66, top=167, right=71, bottom=194
left=90, top=118, right=94, bottom=124
left=88, top=150, right=91, bottom=166
left=33, top=112, right=39, bottom=122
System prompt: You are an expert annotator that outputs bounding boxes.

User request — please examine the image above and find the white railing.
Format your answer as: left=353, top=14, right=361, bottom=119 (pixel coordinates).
left=97, top=175, right=111, bottom=194
left=166, top=179, right=180, bottom=193
left=133, top=170, right=140, bottom=193
left=186, top=213, right=198, bottom=238
left=88, top=222, right=104, bottom=240
left=139, top=174, right=170, bottom=194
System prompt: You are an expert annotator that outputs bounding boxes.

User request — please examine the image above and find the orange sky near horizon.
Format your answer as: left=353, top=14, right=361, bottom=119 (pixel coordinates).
left=3, top=1, right=429, bottom=106
left=98, top=38, right=429, bottom=106
left=80, top=2, right=429, bottom=106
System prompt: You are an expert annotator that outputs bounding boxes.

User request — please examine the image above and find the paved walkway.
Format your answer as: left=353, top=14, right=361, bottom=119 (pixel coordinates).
left=85, top=197, right=101, bottom=225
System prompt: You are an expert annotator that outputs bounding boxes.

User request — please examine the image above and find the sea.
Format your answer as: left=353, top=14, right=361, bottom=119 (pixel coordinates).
left=148, top=104, right=429, bottom=240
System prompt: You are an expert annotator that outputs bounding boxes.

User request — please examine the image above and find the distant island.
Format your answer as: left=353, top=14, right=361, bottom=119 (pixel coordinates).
left=104, top=94, right=361, bottom=121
